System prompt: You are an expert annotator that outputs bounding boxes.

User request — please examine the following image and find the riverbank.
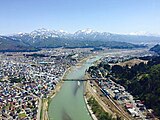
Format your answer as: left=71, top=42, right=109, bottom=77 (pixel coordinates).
left=41, top=66, right=70, bottom=120
left=84, top=73, right=114, bottom=120
left=83, top=55, right=107, bottom=120
left=84, top=96, right=98, bottom=120
left=84, top=76, right=117, bottom=120
left=84, top=80, right=98, bottom=120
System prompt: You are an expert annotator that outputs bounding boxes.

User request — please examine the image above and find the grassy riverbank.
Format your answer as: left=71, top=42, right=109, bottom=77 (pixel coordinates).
left=84, top=79, right=122, bottom=120
left=87, top=97, right=115, bottom=120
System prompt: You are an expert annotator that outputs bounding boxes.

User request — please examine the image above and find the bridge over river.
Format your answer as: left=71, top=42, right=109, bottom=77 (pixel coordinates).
left=62, top=78, right=107, bottom=81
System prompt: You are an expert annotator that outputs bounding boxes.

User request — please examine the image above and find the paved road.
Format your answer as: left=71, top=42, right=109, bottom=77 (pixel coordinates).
left=130, top=95, right=146, bottom=119
left=107, top=77, right=146, bottom=120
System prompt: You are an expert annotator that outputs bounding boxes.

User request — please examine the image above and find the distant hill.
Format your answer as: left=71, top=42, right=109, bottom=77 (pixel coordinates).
left=0, top=35, right=145, bottom=51
left=0, top=36, right=39, bottom=52
left=150, top=44, right=160, bottom=54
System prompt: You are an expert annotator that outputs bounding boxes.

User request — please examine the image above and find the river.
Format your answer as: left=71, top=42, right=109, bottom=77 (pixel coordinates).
left=48, top=55, right=102, bottom=120
left=48, top=49, right=147, bottom=120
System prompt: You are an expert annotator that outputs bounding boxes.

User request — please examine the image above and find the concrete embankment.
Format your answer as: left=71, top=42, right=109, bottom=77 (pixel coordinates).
left=84, top=96, right=98, bottom=120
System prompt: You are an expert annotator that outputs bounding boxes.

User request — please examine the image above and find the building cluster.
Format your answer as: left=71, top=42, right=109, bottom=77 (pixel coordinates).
left=100, top=78, right=148, bottom=119
left=0, top=48, right=91, bottom=120
left=0, top=82, right=38, bottom=120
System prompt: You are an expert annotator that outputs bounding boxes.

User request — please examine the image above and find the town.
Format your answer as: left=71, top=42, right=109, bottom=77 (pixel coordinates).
left=0, top=48, right=159, bottom=120
left=0, top=48, right=91, bottom=120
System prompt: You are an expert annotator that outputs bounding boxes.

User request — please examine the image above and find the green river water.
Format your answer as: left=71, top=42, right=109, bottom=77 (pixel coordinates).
left=48, top=55, right=102, bottom=120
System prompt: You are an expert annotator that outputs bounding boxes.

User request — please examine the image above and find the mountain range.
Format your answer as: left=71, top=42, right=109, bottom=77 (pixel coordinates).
left=0, top=28, right=160, bottom=52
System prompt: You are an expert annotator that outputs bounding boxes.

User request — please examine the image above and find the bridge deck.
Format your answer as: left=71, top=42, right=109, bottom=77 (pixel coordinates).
left=62, top=78, right=107, bottom=81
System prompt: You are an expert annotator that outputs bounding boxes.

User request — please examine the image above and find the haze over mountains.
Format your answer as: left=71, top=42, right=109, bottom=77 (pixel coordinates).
left=0, top=28, right=160, bottom=52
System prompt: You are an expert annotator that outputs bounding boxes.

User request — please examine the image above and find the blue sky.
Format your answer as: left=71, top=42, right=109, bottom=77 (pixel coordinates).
left=0, top=0, right=160, bottom=35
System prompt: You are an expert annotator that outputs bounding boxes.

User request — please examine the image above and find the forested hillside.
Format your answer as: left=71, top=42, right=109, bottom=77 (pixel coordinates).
left=150, top=44, right=160, bottom=54
left=111, top=56, right=160, bottom=117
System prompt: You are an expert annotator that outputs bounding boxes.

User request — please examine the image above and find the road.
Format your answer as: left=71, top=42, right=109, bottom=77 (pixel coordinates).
left=89, top=71, right=132, bottom=120
left=107, top=77, right=146, bottom=120
left=90, top=80, right=132, bottom=120
left=130, top=95, right=146, bottom=119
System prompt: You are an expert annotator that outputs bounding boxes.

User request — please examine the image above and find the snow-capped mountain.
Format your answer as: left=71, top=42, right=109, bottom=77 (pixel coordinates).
left=11, top=28, right=71, bottom=40
left=20, top=28, right=70, bottom=39
left=6, top=28, right=159, bottom=47
left=11, top=28, right=113, bottom=40
left=74, top=28, right=96, bottom=35
left=2, top=28, right=160, bottom=52
left=73, top=28, right=112, bottom=40
left=9, top=28, right=71, bottom=44
left=30, top=28, right=59, bottom=38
